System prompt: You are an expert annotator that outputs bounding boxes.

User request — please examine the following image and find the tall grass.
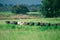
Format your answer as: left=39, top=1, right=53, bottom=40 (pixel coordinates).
left=0, top=24, right=60, bottom=30
left=0, top=24, right=60, bottom=40
left=0, top=11, right=13, bottom=17
left=0, top=12, right=60, bottom=40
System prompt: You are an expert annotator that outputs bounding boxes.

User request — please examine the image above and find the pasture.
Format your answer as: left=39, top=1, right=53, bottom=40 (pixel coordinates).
left=0, top=18, right=60, bottom=24
left=0, top=24, right=60, bottom=40
left=0, top=18, right=60, bottom=40
left=0, top=12, right=60, bottom=40
left=0, top=12, right=42, bottom=20
left=0, top=11, right=13, bottom=17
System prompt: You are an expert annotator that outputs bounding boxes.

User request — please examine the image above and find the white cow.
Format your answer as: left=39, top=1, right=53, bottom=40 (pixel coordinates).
left=17, top=21, right=25, bottom=25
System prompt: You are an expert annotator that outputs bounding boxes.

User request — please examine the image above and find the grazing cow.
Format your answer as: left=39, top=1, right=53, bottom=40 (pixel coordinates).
left=37, top=22, right=46, bottom=26
left=54, top=23, right=60, bottom=26
left=30, top=22, right=34, bottom=26
left=51, top=24, right=54, bottom=26
left=53, top=24, right=58, bottom=26
left=5, top=21, right=10, bottom=24
left=48, top=23, right=51, bottom=26
left=18, top=21, right=24, bottom=25
left=55, top=24, right=58, bottom=26
left=12, top=21, right=17, bottom=25
left=37, top=22, right=41, bottom=26
left=40, top=23, right=45, bottom=26
left=38, top=23, right=48, bottom=26
left=26, top=22, right=30, bottom=25
left=41, top=23, right=44, bottom=26
left=23, top=22, right=27, bottom=25
left=51, top=24, right=57, bottom=26
left=57, top=23, right=60, bottom=26
left=26, top=22, right=34, bottom=26
left=42, top=23, right=47, bottom=26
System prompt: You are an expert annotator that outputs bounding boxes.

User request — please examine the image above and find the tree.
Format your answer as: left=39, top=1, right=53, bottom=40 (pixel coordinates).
left=0, top=3, right=3, bottom=7
left=12, top=5, right=29, bottom=14
left=40, top=0, right=60, bottom=17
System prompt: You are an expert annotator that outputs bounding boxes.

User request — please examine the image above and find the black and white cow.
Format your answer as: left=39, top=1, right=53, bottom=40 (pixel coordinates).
left=17, top=21, right=25, bottom=25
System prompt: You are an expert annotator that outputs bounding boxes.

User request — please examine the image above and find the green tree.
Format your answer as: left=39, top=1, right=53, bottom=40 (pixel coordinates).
left=40, top=0, right=60, bottom=17
left=12, top=5, right=29, bottom=14
left=0, top=3, right=3, bottom=7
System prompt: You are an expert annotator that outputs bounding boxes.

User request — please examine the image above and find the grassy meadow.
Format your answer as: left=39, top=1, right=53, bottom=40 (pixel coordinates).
left=0, top=24, right=60, bottom=40
left=0, top=12, right=60, bottom=40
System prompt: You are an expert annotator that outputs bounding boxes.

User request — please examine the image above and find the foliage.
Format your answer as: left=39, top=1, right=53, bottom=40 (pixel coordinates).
left=0, top=3, right=3, bottom=7
left=12, top=5, right=29, bottom=14
left=40, top=0, right=60, bottom=17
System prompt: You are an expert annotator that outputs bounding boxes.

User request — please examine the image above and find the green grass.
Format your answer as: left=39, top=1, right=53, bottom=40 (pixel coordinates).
left=27, top=12, right=42, bottom=17
left=0, top=18, right=60, bottom=40
left=0, top=18, right=60, bottom=24
left=0, top=11, right=13, bottom=17
left=0, top=24, right=60, bottom=40
left=0, top=12, right=60, bottom=40
left=0, top=24, right=60, bottom=30
left=0, top=30, right=60, bottom=40
left=0, top=12, right=42, bottom=18
left=0, top=12, right=40, bottom=16
left=27, top=12, right=40, bottom=14
left=0, top=29, right=60, bottom=40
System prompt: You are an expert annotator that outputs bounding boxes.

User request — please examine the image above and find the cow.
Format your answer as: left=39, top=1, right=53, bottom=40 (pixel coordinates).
left=12, top=21, right=18, bottom=25
left=30, top=22, right=35, bottom=26
left=57, top=23, right=60, bottom=26
left=55, top=24, right=58, bottom=26
left=47, top=23, right=51, bottom=26
left=51, top=24, right=58, bottom=26
left=25, top=22, right=34, bottom=26
left=37, top=22, right=41, bottom=26
left=25, top=22, right=30, bottom=25
left=5, top=21, right=10, bottom=24
left=37, top=22, right=47, bottom=26
left=42, top=23, right=48, bottom=26
left=17, top=21, right=25, bottom=25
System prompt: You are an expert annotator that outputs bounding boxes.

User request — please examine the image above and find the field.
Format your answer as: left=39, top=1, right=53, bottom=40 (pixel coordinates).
left=0, top=24, right=60, bottom=40
left=0, top=12, right=60, bottom=40
left=0, top=12, right=42, bottom=19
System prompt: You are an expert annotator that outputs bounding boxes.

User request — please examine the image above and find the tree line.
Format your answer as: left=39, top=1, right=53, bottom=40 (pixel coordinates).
left=0, top=3, right=40, bottom=12
left=40, top=0, right=60, bottom=17
left=0, top=0, right=60, bottom=18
